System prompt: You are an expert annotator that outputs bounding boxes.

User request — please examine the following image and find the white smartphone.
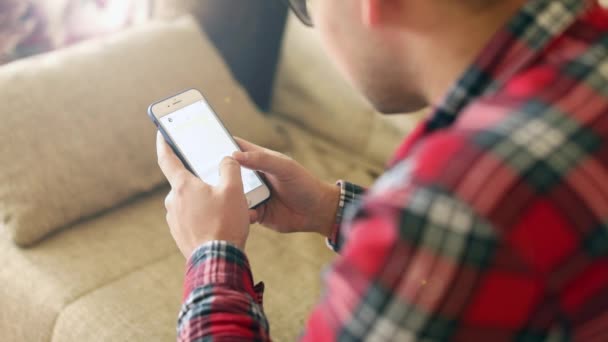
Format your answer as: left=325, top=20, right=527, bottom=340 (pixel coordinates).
left=148, top=88, right=271, bottom=208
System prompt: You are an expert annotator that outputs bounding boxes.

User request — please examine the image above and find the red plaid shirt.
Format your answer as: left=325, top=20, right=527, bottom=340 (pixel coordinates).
left=177, top=0, right=608, bottom=340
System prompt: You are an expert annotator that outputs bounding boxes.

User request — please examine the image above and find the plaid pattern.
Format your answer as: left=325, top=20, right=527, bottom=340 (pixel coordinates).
left=178, top=241, right=268, bottom=341
left=178, top=0, right=608, bottom=340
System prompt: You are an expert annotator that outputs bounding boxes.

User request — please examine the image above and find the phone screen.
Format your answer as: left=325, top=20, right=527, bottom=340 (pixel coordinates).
left=159, top=100, right=264, bottom=193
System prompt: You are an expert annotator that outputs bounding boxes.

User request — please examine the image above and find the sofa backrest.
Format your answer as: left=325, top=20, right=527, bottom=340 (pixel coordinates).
left=153, top=0, right=288, bottom=111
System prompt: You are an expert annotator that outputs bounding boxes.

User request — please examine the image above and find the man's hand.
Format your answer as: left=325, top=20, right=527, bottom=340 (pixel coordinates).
left=233, top=138, right=341, bottom=238
left=156, top=132, right=250, bottom=258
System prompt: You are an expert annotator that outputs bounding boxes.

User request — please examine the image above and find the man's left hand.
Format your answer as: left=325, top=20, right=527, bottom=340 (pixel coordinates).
left=156, top=132, right=250, bottom=258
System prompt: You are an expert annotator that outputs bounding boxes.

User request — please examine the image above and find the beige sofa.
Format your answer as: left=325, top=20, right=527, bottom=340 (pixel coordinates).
left=0, top=14, right=420, bottom=342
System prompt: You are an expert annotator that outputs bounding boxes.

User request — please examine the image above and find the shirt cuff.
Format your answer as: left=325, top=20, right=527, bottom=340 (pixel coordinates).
left=184, top=241, right=264, bottom=305
left=326, top=181, right=366, bottom=252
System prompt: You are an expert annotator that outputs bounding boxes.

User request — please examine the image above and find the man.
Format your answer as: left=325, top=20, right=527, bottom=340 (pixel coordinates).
left=157, top=0, right=608, bottom=340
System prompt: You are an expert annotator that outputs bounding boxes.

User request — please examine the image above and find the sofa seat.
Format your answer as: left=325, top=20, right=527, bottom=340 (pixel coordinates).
left=0, top=118, right=386, bottom=342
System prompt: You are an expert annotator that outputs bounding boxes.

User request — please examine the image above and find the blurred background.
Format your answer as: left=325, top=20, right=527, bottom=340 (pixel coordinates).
left=0, top=0, right=287, bottom=110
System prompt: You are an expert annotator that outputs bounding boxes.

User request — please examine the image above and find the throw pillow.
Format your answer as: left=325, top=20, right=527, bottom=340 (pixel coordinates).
left=0, top=17, right=284, bottom=246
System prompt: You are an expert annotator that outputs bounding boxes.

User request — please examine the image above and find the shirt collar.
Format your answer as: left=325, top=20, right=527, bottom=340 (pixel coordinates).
left=425, top=0, right=593, bottom=132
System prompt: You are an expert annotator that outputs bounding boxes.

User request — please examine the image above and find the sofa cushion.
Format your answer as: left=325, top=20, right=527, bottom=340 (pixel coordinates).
left=52, top=253, right=186, bottom=342
left=0, top=16, right=284, bottom=247
left=51, top=233, right=333, bottom=342
left=271, top=15, right=423, bottom=166
left=0, top=187, right=178, bottom=342
left=0, top=119, right=377, bottom=341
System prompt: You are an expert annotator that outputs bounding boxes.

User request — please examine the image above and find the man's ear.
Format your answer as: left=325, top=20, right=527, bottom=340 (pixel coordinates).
left=361, top=0, right=401, bottom=28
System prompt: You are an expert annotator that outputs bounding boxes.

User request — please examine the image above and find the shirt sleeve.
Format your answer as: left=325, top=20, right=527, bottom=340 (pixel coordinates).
left=302, top=184, right=500, bottom=341
left=177, top=241, right=269, bottom=341
left=326, top=180, right=366, bottom=252
left=177, top=177, right=499, bottom=341
left=176, top=181, right=366, bottom=342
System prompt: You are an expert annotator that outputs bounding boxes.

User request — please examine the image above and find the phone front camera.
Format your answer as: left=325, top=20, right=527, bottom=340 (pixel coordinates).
left=168, top=118, right=173, bottom=123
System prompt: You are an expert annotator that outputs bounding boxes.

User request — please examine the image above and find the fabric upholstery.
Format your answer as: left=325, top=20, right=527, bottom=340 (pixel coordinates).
left=272, top=15, right=424, bottom=165
left=0, top=187, right=177, bottom=342
left=153, top=0, right=288, bottom=111
left=52, top=253, right=186, bottom=342
left=0, top=17, right=284, bottom=247
left=0, top=118, right=377, bottom=341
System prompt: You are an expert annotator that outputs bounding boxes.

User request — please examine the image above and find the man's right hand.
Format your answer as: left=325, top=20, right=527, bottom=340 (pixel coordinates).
left=233, top=138, right=341, bottom=238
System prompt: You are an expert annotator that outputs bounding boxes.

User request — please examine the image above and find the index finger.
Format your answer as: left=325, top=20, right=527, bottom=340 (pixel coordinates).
left=156, top=131, right=190, bottom=186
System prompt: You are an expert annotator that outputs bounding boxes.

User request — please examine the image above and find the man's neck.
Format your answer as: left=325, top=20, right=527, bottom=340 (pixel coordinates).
left=402, top=0, right=528, bottom=105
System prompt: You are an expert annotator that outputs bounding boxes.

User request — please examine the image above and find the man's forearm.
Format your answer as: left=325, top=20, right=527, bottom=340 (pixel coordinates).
left=177, top=182, right=365, bottom=341
left=178, top=241, right=269, bottom=341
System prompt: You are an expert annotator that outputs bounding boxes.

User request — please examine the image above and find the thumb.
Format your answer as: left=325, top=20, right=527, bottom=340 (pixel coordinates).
left=233, top=150, right=292, bottom=178
left=219, top=156, right=243, bottom=191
